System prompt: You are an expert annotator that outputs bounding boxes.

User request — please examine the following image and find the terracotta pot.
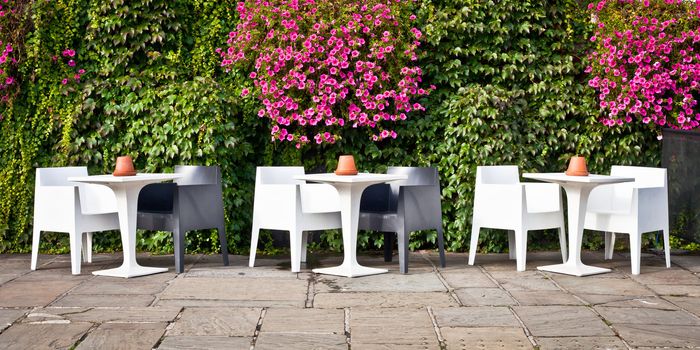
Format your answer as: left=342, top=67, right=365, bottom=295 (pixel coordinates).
left=113, top=155, right=137, bottom=176
left=565, top=155, right=589, bottom=176
left=335, top=155, right=358, bottom=176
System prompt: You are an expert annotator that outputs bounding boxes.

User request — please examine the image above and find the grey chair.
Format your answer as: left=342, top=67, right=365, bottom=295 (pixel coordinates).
left=137, top=165, right=229, bottom=273
left=358, top=167, right=447, bottom=273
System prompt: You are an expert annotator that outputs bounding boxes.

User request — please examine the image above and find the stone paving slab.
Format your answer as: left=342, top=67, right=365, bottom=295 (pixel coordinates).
left=433, top=306, right=520, bottom=327
left=349, top=308, right=438, bottom=346
left=509, top=290, right=583, bottom=306
left=0, top=321, right=93, bottom=350
left=453, top=288, right=517, bottom=306
left=255, top=332, right=347, bottom=350
left=313, top=292, right=457, bottom=308
left=167, top=307, right=260, bottom=336
left=614, top=323, right=700, bottom=348
left=261, top=308, right=344, bottom=334
left=75, top=322, right=167, bottom=350
left=440, top=270, right=497, bottom=288
left=0, top=309, right=27, bottom=332
left=535, top=336, right=627, bottom=349
left=51, top=293, right=155, bottom=307
left=440, top=326, right=531, bottom=349
left=594, top=306, right=700, bottom=325
left=665, top=295, right=700, bottom=316
left=592, top=296, right=679, bottom=310
left=488, top=271, right=561, bottom=291
left=629, top=266, right=700, bottom=285
left=158, top=277, right=308, bottom=307
left=316, top=272, right=446, bottom=293
left=0, top=280, right=82, bottom=307
left=157, top=336, right=252, bottom=350
left=69, top=278, right=172, bottom=295
left=549, top=275, right=653, bottom=296
left=25, top=307, right=181, bottom=323
left=645, top=283, right=700, bottom=296
left=513, top=306, right=614, bottom=337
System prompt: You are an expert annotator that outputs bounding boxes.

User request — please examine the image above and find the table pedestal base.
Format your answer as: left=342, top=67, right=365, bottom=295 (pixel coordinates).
left=93, top=264, right=168, bottom=278
left=537, top=262, right=610, bottom=277
left=313, top=263, right=388, bottom=278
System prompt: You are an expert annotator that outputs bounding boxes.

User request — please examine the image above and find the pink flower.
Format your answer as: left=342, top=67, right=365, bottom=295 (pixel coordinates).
left=61, top=78, right=68, bottom=85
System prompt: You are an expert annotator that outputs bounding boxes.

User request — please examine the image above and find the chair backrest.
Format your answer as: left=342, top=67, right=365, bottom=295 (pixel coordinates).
left=36, top=166, right=117, bottom=214
left=36, top=166, right=87, bottom=186
left=175, top=165, right=221, bottom=186
left=387, top=167, right=439, bottom=187
left=475, top=165, right=520, bottom=185
left=256, top=166, right=305, bottom=185
left=360, top=184, right=393, bottom=212
left=610, top=165, right=667, bottom=188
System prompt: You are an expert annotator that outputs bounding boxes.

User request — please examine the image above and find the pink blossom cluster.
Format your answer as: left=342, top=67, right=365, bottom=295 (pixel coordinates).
left=0, top=40, right=14, bottom=120
left=586, top=0, right=700, bottom=130
left=0, top=0, right=13, bottom=18
left=219, top=0, right=432, bottom=147
left=56, top=48, right=85, bottom=88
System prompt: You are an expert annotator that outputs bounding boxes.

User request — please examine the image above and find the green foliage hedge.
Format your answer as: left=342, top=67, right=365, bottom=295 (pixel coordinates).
left=0, top=0, right=660, bottom=255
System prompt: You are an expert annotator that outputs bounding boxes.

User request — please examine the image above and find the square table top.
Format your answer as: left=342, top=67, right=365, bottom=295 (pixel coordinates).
left=294, top=173, right=407, bottom=184
left=523, top=172, right=634, bottom=184
left=69, top=173, right=183, bottom=184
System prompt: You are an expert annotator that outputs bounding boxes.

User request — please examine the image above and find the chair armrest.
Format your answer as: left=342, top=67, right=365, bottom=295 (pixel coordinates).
left=254, top=184, right=298, bottom=214
left=301, top=183, right=340, bottom=213
left=523, top=183, right=561, bottom=213
left=399, top=185, right=442, bottom=229
left=34, top=185, right=78, bottom=219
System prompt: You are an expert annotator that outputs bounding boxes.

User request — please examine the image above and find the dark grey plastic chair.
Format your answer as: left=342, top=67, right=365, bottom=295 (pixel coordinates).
left=358, top=167, right=447, bottom=273
left=137, top=165, right=229, bottom=273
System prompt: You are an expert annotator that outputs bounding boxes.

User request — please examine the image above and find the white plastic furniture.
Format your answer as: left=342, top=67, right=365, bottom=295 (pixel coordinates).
left=585, top=166, right=670, bottom=275
left=69, top=173, right=182, bottom=278
left=523, top=172, right=633, bottom=276
left=294, top=172, right=408, bottom=277
left=32, top=167, right=120, bottom=275
left=469, top=166, right=568, bottom=272
left=249, top=167, right=342, bottom=273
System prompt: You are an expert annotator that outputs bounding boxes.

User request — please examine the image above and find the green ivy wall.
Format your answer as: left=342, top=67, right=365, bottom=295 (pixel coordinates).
left=0, top=0, right=660, bottom=255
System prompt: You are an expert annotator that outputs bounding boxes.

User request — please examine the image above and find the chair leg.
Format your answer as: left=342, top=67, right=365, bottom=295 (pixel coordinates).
left=82, top=232, right=93, bottom=263
left=437, top=226, right=446, bottom=268
left=173, top=228, right=185, bottom=274
left=383, top=232, right=393, bottom=262
left=468, top=224, right=480, bottom=265
left=515, top=229, right=527, bottom=272
left=508, top=231, right=516, bottom=260
left=558, top=224, right=567, bottom=263
left=249, top=224, right=260, bottom=268
left=629, top=232, right=642, bottom=275
left=663, top=227, right=671, bottom=269
left=31, top=226, right=41, bottom=271
left=69, top=231, right=82, bottom=275
left=217, top=225, right=229, bottom=267
left=290, top=230, right=303, bottom=273
left=604, top=232, right=616, bottom=260
left=301, top=231, right=308, bottom=263
left=397, top=229, right=409, bottom=274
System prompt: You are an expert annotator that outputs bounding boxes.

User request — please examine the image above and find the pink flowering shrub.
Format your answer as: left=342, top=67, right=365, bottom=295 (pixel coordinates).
left=55, top=48, right=85, bottom=94
left=220, top=0, right=432, bottom=147
left=586, top=0, right=700, bottom=129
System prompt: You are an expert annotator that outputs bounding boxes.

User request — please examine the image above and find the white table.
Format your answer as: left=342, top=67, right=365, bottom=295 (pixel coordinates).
left=294, top=173, right=408, bottom=277
left=68, top=173, right=182, bottom=278
left=523, top=173, right=634, bottom=276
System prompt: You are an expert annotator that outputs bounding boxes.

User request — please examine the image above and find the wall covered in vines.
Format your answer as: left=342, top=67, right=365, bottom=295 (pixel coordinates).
left=0, top=0, right=661, bottom=255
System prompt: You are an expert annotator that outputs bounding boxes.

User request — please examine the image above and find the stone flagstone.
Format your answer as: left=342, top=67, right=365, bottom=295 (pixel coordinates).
left=514, top=306, right=614, bottom=337
left=440, top=327, right=531, bottom=349
left=454, top=288, right=517, bottom=306
left=157, top=336, right=252, bottom=350
left=75, top=322, right=167, bottom=350
left=167, top=307, right=260, bottom=337
left=0, top=322, right=93, bottom=350
left=313, top=292, right=457, bottom=309
left=535, top=336, right=627, bottom=349
left=432, top=306, right=519, bottom=327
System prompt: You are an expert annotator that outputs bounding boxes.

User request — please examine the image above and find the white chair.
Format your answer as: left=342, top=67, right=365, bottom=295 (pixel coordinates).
left=249, top=166, right=341, bottom=272
left=31, top=167, right=119, bottom=275
left=468, top=165, right=567, bottom=271
left=585, top=165, right=670, bottom=275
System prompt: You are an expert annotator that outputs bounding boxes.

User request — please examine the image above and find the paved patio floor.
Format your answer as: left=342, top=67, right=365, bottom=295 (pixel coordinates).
left=0, top=250, right=699, bottom=349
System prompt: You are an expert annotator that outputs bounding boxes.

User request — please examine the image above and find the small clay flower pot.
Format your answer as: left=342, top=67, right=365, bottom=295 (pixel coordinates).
left=565, top=155, right=589, bottom=176
left=335, top=155, right=358, bottom=175
left=113, top=155, right=137, bottom=176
